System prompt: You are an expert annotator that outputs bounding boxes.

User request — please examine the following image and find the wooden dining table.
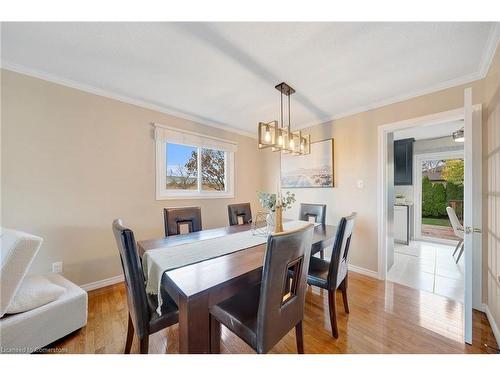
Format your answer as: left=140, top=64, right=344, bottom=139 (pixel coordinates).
left=137, top=222, right=337, bottom=354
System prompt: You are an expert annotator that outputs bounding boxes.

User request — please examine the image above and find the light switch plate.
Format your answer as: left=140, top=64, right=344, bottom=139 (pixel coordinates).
left=357, top=179, right=364, bottom=189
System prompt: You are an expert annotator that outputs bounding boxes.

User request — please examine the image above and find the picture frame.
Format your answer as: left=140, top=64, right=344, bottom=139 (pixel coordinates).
left=280, top=138, right=334, bottom=188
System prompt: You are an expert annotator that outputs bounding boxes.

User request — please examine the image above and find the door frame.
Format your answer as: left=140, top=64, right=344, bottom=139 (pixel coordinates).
left=414, top=150, right=464, bottom=244
left=377, top=105, right=482, bottom=310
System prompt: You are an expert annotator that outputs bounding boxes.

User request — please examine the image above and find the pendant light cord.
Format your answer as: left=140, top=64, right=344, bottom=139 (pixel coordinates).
left=280, top=89, right=283, bottom=128
left=288, top=93, right=291, bottom=133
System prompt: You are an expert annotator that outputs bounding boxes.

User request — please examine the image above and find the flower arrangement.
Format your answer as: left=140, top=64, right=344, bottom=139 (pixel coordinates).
left=257, top=191, right=296, bottom=212
left=257, top=190, right=296, bottom=233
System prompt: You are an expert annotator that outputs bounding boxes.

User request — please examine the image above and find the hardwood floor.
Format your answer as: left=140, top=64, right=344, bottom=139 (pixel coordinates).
left=46, top=272, right=497, bottom=354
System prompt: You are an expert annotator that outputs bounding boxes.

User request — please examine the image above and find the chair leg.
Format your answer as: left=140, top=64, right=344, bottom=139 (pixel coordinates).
left=327, top=289, right=339, bottom=339
left=320, top=249, right=325, bottom=259
left=139, top=337, right=149, bottom=354
left=455, top=243, right=465, bottom=264
left=453, top=239, right=463, bottom=256
left=295, top=321, right=304, bottom=354
left=340, top=278, right=349, bottom=314
left=124, top=313, right=134, bottom=354
left=210, top=315, right=221, bottom=354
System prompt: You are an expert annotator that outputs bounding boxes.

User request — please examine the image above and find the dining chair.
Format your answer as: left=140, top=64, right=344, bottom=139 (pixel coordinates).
left=227, top=203, right=252, bottom=226
left=163, top=207, right=202, bottom=237
left=112, top=219, right=179, bottom=354
left=209, top=223, right=314, bottom=354
left=299, top=203, right=327, bottom=258
left=446, top=206, right=464, bottom=263
left=307, top=212, right=357, bottom=338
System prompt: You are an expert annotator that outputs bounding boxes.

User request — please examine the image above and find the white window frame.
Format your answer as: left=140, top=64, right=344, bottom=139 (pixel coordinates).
left=155, top=124, right=236, bottom=200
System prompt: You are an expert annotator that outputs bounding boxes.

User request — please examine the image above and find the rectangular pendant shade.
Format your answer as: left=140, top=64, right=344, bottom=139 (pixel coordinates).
left=258, top=121, right=279, bottom=149
left=301, top=134, right=311, bottom=155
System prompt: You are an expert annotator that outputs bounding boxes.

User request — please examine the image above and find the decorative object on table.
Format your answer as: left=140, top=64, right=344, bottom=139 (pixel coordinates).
left=251, top=211, right=271, bottom=237
left=281, top=138, right=334, bottom=188
left=258, top=82, right=310, bottom=155
left=257, top=190, right=296, bottom=233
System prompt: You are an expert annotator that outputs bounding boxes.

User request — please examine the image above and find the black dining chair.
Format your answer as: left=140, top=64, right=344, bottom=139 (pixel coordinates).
left=306, top=212, right=356, bottom=339
left=209, top=224, right=314, bottom=354
left=299, top=203, right=327, bottom=259
left=163, top=207, right=202, bottom=237
left=112, top=219, right=179, bottom=354
left=227, top=203, right=252, bottom=226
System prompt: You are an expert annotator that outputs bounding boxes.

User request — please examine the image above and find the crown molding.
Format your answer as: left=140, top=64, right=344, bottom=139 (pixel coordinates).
left=477, top=22, right=500, bottom=77
left=294, top=70, right=484, bottom=131
left=0, top=61, right=257, bottom=139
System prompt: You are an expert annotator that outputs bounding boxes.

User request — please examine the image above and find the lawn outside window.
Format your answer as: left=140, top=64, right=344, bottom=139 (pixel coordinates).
left=155, top=124, right=237, bottom=199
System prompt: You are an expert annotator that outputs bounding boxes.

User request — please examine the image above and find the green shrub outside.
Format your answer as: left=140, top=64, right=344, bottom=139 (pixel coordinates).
left=422, top=176, right=463, bottom=217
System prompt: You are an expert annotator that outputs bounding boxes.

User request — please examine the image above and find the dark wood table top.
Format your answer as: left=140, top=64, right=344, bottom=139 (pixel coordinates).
left=137, top=223, right=337, bottom=299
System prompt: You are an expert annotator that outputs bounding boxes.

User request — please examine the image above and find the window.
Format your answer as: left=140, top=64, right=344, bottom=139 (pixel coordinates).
left=155, top=124, right=236, bottom=199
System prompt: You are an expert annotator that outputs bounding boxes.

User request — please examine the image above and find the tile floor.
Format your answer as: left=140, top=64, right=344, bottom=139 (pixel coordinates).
left=387, top=240, right=464, bottom=302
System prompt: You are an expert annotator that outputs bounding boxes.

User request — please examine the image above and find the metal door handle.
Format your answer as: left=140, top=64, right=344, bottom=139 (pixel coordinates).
left=465, top=226, right=482, bottom=234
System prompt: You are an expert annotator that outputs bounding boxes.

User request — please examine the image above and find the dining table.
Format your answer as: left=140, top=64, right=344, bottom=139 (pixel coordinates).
left=137, top=222, right=338, bottom=354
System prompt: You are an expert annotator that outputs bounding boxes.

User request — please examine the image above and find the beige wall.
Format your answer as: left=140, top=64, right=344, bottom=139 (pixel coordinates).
left=1, top=70, right=264, bottom=286
left=484, top=46, right=500, bottom=340
left=262, top=71, right=487, bottom=274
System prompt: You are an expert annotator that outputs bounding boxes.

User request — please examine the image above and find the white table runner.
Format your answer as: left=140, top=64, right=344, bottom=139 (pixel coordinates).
left=142, top=220, right=313, bottom=314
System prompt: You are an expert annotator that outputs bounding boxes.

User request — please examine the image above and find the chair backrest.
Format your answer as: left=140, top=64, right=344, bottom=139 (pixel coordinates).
left=446, top=206, right=464, bottom=238
left=256, top=224, right=314, bottom=353
left=163, top=207, right=202, bottom=237
left=112, top=219, right=150, bottom=339
left=227, top=203, right=252, bottom=226
left=327, top=213, right=357, bottom=289
left=299, top=203, right=326, bottom=225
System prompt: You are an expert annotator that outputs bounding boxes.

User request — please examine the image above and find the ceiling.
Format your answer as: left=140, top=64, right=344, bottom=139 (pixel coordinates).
left=1, top=22, right=498, bottom=137
left=393, top=120, right=463, bottom=141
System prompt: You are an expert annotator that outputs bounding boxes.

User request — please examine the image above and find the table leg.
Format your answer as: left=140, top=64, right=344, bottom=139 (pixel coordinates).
left=178, top=293, right=210, bottom=354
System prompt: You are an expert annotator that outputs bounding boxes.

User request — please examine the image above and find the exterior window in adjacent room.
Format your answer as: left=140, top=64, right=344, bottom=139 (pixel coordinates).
left=155, top=124, right=237, bottom=199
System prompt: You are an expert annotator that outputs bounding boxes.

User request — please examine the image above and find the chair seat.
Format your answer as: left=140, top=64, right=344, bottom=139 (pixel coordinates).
left=307, top=257, right=330, bottom=289
left=209, top=284, right=260, bottom=349
left=148, top=287, right=179, bottom=333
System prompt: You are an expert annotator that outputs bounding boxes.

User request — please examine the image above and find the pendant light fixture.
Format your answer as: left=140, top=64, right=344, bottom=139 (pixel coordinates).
left=258, top=82, right=310, bottom=155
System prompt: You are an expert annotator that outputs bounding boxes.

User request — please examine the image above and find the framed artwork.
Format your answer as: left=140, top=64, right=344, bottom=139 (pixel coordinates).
left=280, top=138, right=334, bottom=188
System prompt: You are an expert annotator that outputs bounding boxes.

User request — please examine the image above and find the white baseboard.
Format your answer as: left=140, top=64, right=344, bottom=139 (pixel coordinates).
left=80, top=275, right=124, bottom=292
left=483, top=303, right=500, bottom=347
left=348, top=264, right=379, bottom=279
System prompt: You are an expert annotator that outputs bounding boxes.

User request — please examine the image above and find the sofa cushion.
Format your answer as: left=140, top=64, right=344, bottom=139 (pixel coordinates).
left=6, top=275, right=66, bottom=315
left=0, top=228, right=43, bottom=318
left=0, top=273, right=88, bottom=353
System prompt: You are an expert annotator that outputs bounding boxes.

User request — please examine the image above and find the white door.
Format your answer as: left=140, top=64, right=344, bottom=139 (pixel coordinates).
left=463, top=88, right=482, bottom=344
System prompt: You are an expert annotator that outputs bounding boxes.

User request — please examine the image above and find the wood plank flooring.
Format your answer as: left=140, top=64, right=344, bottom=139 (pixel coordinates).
left=46, top=272, right=497, bottom=354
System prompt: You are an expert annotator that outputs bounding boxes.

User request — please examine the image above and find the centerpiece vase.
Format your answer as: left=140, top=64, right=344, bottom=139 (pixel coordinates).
left=274, top=205, right=284, bottom=233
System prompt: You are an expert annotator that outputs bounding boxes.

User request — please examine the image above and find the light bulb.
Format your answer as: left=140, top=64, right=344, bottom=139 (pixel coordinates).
left=264, top=129, right=271, bottom=142
left=290, top=139, right=295, bottom=148
left=278, top=135, right=283, bottom=146
left=300, top=142, right=304, bottom=150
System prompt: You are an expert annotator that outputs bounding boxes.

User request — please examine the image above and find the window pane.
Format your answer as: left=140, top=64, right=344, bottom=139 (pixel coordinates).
left=201, top=148, right=226, bottom=191
left=166, top=143, right=198, bottom=190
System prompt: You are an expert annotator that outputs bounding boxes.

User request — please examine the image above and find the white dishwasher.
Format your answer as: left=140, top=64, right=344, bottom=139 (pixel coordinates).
left=394, top=205, right=410, bottom=245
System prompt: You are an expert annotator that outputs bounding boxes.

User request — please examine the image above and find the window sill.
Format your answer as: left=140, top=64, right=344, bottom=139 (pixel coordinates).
left=156, top=192, right=235, bottom=200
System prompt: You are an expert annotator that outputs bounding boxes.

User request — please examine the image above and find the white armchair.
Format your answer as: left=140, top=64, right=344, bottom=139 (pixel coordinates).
left=446, top=206, right=464, bottom=263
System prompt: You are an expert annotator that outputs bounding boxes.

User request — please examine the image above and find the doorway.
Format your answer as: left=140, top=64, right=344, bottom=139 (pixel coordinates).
left=377, top=99, right=483, bottom=345
left=414, top=150, right=464, bottom=244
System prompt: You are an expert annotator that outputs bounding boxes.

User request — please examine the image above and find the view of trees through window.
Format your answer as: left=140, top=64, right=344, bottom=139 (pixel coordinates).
left=165, top=143, right=226, bottom=191
left=421, top=158, right=464, bottom=233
